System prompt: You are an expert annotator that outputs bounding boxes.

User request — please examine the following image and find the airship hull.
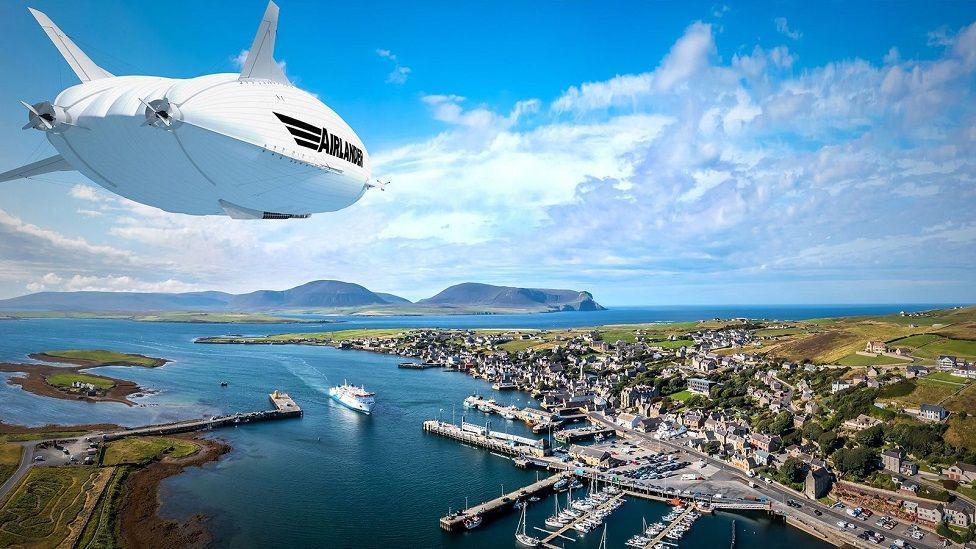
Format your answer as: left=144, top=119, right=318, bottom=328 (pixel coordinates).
left=1, top=3, right=374, bottom=219
left=47, top=74, right=369, bottom=216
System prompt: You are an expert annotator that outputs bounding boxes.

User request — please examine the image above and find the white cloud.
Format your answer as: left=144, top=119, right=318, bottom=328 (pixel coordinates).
left=376, top=48, right=411, bottom=84
left=774, top=17, right=803, bottom=40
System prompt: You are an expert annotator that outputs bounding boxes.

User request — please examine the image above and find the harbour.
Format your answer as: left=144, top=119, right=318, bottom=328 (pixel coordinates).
left=0, top=316, right=835, bottom=548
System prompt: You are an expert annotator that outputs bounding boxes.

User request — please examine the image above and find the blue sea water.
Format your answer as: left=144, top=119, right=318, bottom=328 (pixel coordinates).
left=0, top=305, right=938, bottom=547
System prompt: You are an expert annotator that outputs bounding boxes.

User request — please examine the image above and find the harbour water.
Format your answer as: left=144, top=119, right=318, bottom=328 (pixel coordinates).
left=0, top=305, right=938, bottom=547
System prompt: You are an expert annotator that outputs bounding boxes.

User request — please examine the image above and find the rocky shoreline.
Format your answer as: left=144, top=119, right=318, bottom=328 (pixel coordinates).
left=120, top=435, right=230, bottom=548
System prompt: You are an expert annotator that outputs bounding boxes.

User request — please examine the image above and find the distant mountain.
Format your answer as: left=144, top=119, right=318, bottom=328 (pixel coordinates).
left=227, top=280, right=389, bottom=309
left=0, top=280, right=600, bottom=314
left=374, top=292, right=412, bottom=305
left=0, top=281, right=406, bottom=312
left=0, top=290, right=233, bottom=312
left=418, top=283, right=604, bottom=312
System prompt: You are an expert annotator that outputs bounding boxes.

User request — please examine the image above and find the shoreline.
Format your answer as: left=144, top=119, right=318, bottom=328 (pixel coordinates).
left=120, top=435, right=230, bottom=548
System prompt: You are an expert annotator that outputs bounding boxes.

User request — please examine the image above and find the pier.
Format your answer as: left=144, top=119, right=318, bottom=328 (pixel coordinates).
left=538, top=493, right=625, bottom=548
left=102, top=391, right=301, bottom=441
left=642, top=505, right=694, bottom=548
left=423, top=420, right=548, bottom=457
left=553, top=425, right=614, bottom=443
left=463, top=396, right=565, bottom=432
left=439, top=472, right=572, bottom=532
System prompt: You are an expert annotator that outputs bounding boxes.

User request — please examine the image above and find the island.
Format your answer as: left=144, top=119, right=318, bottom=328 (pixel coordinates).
left=0, top=349, right=168, bottom=405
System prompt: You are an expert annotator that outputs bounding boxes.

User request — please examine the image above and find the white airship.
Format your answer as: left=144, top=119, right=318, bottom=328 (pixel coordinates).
left=0, top=2, right=377, bottom=219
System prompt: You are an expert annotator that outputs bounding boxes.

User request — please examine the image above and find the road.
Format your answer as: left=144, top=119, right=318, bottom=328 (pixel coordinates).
left=587, top=412, right=947, bottom=549
left=0, top=441, right=39, bottom=502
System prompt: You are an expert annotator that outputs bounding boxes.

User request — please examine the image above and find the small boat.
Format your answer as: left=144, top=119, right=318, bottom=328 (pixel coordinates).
left=515, top=504, right=541, bottom=547
left=219, top=381, right=228, bottom=387
left=463, top=515, right=482, bottom=530
left=553, top=478, right=569, bottom=491
left=529, top=496, right=540, bottom=502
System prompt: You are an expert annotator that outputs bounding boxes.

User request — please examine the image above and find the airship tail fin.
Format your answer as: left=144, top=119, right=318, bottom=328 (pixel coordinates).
left=0, top=154, right=74, bottom=183
left=239, top=1, right=291, bottom=85
left=27, top=8, right=114, bottom=82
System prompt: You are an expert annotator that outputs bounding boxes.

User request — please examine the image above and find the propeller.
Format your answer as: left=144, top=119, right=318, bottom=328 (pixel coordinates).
left=367, top=178, right=390, bottom=191
left=20, top=100, right=54, bottom=131
left=139, top=97, right=173, bottom=128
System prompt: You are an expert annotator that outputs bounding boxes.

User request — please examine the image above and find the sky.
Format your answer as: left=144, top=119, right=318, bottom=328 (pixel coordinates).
left=0, top=0, right=974, bottom=305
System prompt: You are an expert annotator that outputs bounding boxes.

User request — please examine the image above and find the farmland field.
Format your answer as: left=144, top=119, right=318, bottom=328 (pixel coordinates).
left=0, top=466, right=98, bottom=548
left=102, top=436, right=199, bottom=466
left=836, top=353, right=902, bottom=367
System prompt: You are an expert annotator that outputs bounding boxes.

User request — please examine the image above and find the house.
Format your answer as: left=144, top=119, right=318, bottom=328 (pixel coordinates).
left=919, top=403, right=948, bottom=422
left=831, top=380, right=851, bottom=393
left=568, top=445, right=611, bottom=466
left=944, top=501, right=972, bottom=528
left=687, top=378, right=717, bottom=396
left=749, top=433, right=781, bottom=453
left=945, top=462, right=976, bottom=484
left=881, top=449, right=903, bottom=473
left=906, top=365, right=930, bottom=378
left=914, top=501, right=944, bottom=524
left=938, top=355, right=959, bottom=370
left=615, top=412, right=644, bottom=430
left=804, top=466, right=832, bottom=499
left=865, top=341, right=888, bottom=354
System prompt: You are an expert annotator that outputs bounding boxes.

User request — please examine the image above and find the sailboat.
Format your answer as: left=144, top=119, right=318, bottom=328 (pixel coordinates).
left=545, top=494, right=566, bottom=528
left=598, top=524, right=608, bottom=549
left=515, top=503, right=541, bottom=547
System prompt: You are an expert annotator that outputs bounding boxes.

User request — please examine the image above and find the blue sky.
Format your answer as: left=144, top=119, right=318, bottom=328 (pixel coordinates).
left=0, top=1, right=974, bottom=305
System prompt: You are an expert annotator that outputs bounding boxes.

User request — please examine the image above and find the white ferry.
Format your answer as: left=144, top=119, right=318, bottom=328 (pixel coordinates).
left=328, top=382, right=375, bottom=414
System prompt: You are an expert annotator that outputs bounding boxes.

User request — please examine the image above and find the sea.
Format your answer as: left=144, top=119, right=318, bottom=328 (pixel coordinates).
left=0, top=304, right=946, bottom=548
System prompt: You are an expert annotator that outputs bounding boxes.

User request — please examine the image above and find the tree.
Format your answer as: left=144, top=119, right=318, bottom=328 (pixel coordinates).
left=818, top=431, right=840, bottom=455
left=833, top=446, right=879, bottom=479
left=780, top=457, right=809, bottom=485
left=856, top=424, right=885, bottom=448
left=768, top=411, right=793, bottom=436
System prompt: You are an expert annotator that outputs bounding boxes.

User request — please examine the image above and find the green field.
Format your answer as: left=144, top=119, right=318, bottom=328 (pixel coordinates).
left=0, top=430, right=90, bottom=444
left=498, top=339, right=541, bottom=353
left=652, top=338, right=695, bottom=349
left=924, top=371, right=970, bottom=385
left=836, top=353, right=902, bottom=367
left=882, top=378, right=959, bottom=408
left=889, top=334, right=941, bottom=348
left=45, top=372, right=115, bottom=391
left=669, top=390, right=695, bottom=402
left=943, top=383, right=976, bottom=413
left=75, top=467, right=128, bottom=549
left=0, top=466, right=97, bottom=548
left=911, top=338, right=976, bottom=359
left=40, top=349, right=161, bottom=367
left=102, top=436, right=199, bottom=466
left=0, top=443, right=22, bottom=487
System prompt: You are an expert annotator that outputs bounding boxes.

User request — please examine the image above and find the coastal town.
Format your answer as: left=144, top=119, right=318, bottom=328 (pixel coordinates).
left=199, top=305, right=976, bottom=546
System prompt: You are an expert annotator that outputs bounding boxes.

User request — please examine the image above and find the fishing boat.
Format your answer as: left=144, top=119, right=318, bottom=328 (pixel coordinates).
left=515, top=504, right=541, bottom=547
left=463, top=515, right=482, bottom=530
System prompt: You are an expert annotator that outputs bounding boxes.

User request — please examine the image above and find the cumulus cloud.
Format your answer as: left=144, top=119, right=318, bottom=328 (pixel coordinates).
left=376, top=48, right=411, bottom=84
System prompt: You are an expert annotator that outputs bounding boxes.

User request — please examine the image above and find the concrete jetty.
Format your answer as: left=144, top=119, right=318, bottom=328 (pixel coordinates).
left=102, top=391, right=301, bottom=441
left=423, top=420, right=549, bottom=457
left=439, top=471, right=572, bottom=532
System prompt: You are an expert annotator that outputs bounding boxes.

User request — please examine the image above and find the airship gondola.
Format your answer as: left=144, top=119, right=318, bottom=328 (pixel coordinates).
left=0, top=2, right=375, bottom=219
